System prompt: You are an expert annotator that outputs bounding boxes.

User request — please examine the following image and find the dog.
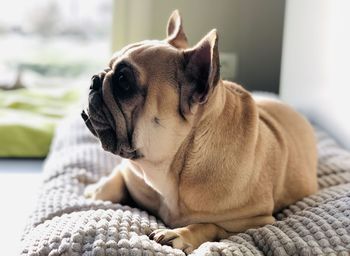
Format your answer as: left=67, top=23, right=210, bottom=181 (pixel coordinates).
left=81, top=10, right=318, bottom=253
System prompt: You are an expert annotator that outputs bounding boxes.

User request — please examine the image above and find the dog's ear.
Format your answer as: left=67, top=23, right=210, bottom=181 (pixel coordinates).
left=166, top=10, right=188, bottom=49
left=180, top=29, right=220, bottom=115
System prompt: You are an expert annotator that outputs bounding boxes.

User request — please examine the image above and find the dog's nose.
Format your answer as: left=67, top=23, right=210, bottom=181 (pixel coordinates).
left=90, top=75, right=101, bottom=91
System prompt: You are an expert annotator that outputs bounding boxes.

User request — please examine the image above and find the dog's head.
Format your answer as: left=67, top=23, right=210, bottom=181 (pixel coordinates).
left=82, top=10, right=220, bottom=163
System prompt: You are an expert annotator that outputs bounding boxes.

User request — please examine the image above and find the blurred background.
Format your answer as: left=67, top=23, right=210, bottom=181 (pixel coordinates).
left=0, top=0, right=349, bottom=254
left=0, top=0, right=112, bottom=158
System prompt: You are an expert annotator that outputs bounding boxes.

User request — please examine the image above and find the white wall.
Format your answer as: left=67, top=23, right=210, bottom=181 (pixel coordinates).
left=280, top=0, right=350, bottom=149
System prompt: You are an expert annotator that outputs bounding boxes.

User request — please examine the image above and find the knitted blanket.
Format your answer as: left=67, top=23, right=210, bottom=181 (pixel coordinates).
left=21, top=115, right=350, bottom=255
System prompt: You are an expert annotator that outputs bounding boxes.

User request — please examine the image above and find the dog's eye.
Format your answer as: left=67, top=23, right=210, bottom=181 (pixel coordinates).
left=113, top=66, right=136, bottom=100
left=117, top=70, right=130, bottom=92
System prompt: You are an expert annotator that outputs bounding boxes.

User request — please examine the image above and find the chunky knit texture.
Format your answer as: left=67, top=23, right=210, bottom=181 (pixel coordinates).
left=21, top=116, right=350, bottom=255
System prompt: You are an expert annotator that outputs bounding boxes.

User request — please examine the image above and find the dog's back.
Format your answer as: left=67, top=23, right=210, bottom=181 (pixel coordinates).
left=255, top=97, right=318, bottom=211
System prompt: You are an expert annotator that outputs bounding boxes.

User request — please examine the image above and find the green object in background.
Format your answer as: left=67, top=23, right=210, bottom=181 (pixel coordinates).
left=0, top=87, right=81, bottom=157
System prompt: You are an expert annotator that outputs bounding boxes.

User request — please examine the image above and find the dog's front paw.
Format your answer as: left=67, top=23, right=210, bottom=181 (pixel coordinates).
left=84, top=177, right=108, bottom=200
left=149, top=228, right=195, bottom=254
left=84, top=177, right=122, bottom=202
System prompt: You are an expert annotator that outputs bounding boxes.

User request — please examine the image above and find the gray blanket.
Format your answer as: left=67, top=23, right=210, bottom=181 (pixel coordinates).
left=21, top=116, right=350, bottom=255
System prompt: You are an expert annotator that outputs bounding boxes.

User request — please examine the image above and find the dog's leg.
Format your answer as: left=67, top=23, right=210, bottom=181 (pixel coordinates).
left=149, top=223, right=228, bottom=254
left=84, top=167, right=126, bottom=203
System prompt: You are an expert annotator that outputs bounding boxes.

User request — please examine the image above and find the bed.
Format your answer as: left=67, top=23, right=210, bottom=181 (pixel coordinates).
left=20, top=114, right=350, bottom=255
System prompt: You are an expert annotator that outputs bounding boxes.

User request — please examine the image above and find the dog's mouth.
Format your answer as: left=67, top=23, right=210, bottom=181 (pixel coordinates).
left=81, top=88, right=142, bottom=160
left=81, top=109, right=97, bottom=137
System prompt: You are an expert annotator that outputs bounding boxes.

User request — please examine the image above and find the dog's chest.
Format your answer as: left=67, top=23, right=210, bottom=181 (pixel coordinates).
left=128, top=161, right=181, bottom=221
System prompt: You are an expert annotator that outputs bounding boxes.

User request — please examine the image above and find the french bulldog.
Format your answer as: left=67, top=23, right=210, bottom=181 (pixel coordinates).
left=82, top=10, right=318, bottom=254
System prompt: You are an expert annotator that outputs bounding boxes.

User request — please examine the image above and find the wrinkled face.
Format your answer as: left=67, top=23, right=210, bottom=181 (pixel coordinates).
left=82, top=10, right=220, bottom=164
left=83, top=41, right=192, bottom=162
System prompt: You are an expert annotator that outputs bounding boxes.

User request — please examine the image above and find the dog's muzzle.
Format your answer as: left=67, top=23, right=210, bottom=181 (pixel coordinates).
left=81, top=74, right=141, bottom=160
